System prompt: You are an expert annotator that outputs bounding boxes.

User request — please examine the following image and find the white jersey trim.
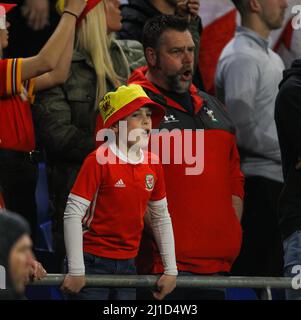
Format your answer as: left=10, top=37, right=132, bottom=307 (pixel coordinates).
left=69, top=193, right=91, bottom=207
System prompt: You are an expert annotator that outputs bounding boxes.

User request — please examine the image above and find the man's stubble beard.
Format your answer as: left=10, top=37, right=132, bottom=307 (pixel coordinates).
left=154, top=55, right=191, bottom=93
left=260, top=10, right=286, bottom=31
left=166, top=73, right=191, bottom=93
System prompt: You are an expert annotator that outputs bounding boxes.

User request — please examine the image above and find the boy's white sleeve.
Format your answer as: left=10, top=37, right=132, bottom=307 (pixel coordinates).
left=147, top=197, right=178, bottom=276
left=64, top=193, right=90, bottom=276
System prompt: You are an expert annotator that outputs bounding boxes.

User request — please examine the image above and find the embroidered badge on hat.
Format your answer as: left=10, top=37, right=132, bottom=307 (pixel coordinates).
left=101, top=94, right=115, bottom=123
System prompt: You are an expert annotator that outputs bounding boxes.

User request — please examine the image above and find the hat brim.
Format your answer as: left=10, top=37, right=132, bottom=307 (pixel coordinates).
left=104, top=97, right=165, bottom=129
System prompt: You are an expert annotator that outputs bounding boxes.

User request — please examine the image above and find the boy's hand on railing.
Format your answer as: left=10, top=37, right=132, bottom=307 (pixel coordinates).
left=61, top=274, right=86, bottom=294
left=153, top=274, right=177, bottom=300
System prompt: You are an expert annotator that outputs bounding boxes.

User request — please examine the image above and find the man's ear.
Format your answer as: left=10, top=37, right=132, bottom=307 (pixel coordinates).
left=145, top=47, right=157, bottom=68
left=249, top=0, right=261, bottom=13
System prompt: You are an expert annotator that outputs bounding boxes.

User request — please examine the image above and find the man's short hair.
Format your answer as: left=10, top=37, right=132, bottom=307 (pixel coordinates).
left=142, top=14, right=190, bottom=52
left=232, top=0, right=249, bottom=15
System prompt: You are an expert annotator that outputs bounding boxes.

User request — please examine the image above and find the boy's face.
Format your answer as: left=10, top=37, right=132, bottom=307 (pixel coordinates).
left=114, top=106, right=152, bottom=150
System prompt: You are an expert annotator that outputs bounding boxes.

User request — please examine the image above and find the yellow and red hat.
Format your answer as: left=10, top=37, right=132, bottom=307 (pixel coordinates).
left=0, top=3, right=17, bottom=29
left=99, top=84, right=165, bottom=129
left=56, top=0, right=102, bottom=25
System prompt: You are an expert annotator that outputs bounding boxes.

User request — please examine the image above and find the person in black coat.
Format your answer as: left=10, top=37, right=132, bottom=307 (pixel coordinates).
left=0, top=210, right=47, bottom=300
left=275, top=59, right=301, bottom=300
left=0, top=211, right=32, bottom=300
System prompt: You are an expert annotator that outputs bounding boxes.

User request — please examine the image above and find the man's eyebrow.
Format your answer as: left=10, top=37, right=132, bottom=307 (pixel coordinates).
left=169, top=45, right=195, bottom=50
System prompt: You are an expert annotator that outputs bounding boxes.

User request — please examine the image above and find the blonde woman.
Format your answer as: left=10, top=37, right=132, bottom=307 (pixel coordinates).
left=32, top=0, right=146, bottom=269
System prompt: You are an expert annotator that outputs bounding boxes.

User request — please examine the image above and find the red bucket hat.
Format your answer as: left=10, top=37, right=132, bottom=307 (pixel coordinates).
left=99, top=84, right=165, bottom=129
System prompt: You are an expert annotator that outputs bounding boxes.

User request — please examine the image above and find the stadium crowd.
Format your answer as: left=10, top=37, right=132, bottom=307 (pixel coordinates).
left=0, top=0, right=300, bottom=301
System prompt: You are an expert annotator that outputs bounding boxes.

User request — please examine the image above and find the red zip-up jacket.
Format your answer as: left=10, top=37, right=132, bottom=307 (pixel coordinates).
left=128, top=67, right=244, bottom=274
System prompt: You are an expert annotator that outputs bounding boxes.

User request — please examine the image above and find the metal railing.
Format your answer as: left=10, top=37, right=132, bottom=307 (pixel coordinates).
left=28, top=275, right=296, bottom=300
left=29, top=275, right=293, bottom=289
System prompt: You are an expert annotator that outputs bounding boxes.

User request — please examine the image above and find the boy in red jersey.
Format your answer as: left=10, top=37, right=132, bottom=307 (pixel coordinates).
left=61, top=84, right=177, bottom=300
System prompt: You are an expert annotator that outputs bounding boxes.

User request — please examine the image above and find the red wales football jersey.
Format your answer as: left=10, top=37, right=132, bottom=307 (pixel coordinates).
left=0, top=58, right=36, bottom=151
left=70, top=144, right=166, bottom=259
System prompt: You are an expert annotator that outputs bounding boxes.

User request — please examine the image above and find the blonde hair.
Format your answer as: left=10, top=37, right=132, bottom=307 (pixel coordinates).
left=76, top=1, right=130, bottom=103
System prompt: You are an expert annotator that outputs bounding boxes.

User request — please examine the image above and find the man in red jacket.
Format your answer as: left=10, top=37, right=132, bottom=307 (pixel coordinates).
left=128, top=15, right=244, bottom=300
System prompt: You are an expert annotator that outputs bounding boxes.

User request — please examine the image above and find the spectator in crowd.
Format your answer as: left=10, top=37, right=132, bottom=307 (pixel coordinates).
left=215, top=0, right=288, bottom=284
left=0, top=0, right=86, bottom=244
left=3, top=0, right=59, bottom=252
left=33, top=0, right=146, bottom=271
left=4, top=0, right=60, bottom=58
left=275, top=59, right=301, bottom=300
left=126, top=15, right=244, bottom=300
left=61, top=84, right=177, bottom=300
left=0, top=211, right=47, bottom=300
left=119, top=0, right=204, bottom=90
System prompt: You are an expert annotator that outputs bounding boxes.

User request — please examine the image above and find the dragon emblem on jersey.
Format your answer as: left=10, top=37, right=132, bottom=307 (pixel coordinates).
left=145, top=174, right=155, bottom=191
left=204, top=106, right=218, bottom=122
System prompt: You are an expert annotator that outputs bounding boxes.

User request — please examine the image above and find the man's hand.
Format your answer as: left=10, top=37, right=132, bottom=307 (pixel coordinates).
left=28, top=258, right=47, bottom=282
left=153, top=274, right=177, bottom=300
left=187, top=0, right=200, bottom=16
left=21, top=0, right=50, bottom=31
left=177, top=0, right=200, bottom=19
left=61, top=274, right=86, bottom=294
